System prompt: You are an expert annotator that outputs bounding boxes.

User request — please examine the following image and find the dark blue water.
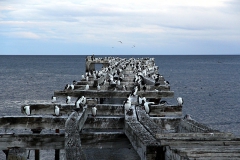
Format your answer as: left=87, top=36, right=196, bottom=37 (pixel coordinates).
left=0, top=55, right=240, bottom=159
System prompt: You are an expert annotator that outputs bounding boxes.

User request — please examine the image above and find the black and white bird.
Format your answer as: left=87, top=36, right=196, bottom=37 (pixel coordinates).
left=177, top=97, right=183, bottom=106
left=123, top=99, right=131, bottom=111
left=131, top=86, right=138, bottom=96
left=81, top=74, right=85, bottom=80
left=85, top=84, right=89, bottom=90
left=80, top=96, right=87, bottom=107
left=159, top=100, right=168, bottom=105
left=92, top=106, right=97, bottom=117
left=54, top=105, right=60, bottom=116
left=144, top=101, right=154, bottom=114
left=64, top=84, right=70, bottom=90
left=97, top=83, right=101, bottom=91
left=51, top=96, right=57, bottom=103
left=164, top=80, right=170, bottom=86
left=66, top=96, right=71, bottom=104
left=142, top=84, right=147, bottom=92
left=137, top=95, right=144, bottom=106
left=75, top=97, right=81, bottom=109
left=24, top=105, right=31, bottom=116
left=183, top=114, right=192, bottom=120
left=69, top=84, right=74, bottom=90
left=122, top=85, right=127, bottom=91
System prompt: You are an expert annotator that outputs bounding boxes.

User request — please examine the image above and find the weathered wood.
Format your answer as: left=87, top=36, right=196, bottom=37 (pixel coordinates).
left=124, top=105, right=163, bottom=160
left=65, top=112, right=86, bottom=160
left=54, top=90, right=174, bottom=98
left=156, top=132, right=235, bottom=141
left=83, top=116, right=124, bottom=129
left=136, top=106, right=163, bottom=136
left=0, top=133, right=64, bottom=150
left=80, top=131, right=132, bottom=148
left=177, top=119, right=219, bottom=133
left=0, top=116, right=67, bottom=130
left=7, top=147, right=27, bottom=160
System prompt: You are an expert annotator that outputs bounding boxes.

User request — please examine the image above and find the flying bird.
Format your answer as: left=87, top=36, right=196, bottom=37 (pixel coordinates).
left=118, top=41, right=122, bottom=43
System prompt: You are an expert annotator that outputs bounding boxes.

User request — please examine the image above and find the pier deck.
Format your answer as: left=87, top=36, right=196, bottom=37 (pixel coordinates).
left=1, top=55, right=240, bottom=160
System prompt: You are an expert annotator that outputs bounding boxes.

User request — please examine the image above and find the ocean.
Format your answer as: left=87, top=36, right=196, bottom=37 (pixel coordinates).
left=0, top=55, right=240, bottom=159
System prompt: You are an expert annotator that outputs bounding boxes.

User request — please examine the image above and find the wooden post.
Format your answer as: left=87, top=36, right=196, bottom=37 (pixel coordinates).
left=3, top=150, right=9, bottom=159
left=65, top=112, right=86, bottom=160
left=55, top=129, right=60, bottom=160
left=31, top=129, right=41, bottom=160
left=7, top=147, right=27, bottom=160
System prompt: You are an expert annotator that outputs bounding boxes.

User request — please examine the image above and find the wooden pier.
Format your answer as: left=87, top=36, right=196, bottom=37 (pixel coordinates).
left=1, top=55, right=240, bottom=160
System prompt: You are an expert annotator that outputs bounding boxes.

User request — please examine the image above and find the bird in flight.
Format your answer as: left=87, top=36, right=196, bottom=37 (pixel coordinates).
left=118, top=41, right=122, bottom=43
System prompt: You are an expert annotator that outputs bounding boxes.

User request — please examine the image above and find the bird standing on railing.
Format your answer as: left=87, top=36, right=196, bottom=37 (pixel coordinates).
left=51, top=96, right=57, bottom=103
left=143, top=100, right=154, bottom=114
left=66, top=96, right=71, bottom=104
left=177, top=97, right=183, bottom=106
left=24, top=105, right=31, bottom=116
left=92, top=106, right=97, bottom=116
left=54, top=105, right=60, bottom=116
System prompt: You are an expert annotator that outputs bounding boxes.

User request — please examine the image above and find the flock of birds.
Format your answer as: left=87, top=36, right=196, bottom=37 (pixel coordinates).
left=23, top=56, right=184, bottom=118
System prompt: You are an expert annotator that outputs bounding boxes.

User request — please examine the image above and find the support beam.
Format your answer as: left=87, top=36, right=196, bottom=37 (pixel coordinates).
left=0, top=133, right=65, bottom=150
left=54, top=90, right=174, bottom=99
left=7, top=147, right=27, bottom=160
left=0, top=116, right=67, bottom=130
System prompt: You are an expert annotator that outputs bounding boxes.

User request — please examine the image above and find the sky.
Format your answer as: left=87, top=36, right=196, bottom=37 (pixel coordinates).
left=0, top=0, right=240, bottom=55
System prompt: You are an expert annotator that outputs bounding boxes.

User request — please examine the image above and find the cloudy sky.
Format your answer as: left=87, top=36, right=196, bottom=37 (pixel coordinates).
left=0, top=0, right=239, bottom=55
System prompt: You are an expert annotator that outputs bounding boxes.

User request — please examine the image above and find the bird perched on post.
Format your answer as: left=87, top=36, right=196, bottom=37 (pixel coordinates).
left=85, top=84, right=89, bottom=90
left=51, top=96, right=57, bottom=103
left=66, top=96, right=71, bottom=104
left=177, top=97, right=183, bottom=106
left=23, top=105, right=31, bottom=116
left=54, top=105, right=60, bottom=116
left=123, top=99, right=131, bottom=111
left=142, top=84, right=147, bottom=92
left=97, top=83, right=101, bottom=91
left=92, top=106, right=97, bottom=117
left=144, top=101, right=154, bottom=114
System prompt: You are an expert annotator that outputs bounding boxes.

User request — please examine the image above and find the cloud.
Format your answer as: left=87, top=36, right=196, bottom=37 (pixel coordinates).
left=0, top=0, right=239, bottom=54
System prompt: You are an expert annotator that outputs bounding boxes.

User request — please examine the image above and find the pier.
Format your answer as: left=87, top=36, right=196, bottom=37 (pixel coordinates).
left=1, top=55, right=240, bottom=159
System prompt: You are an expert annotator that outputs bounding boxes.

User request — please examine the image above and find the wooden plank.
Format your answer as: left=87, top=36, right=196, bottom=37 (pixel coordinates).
left=7, top=148, right=27, bottom=160
left=80, top=131, right=131, bottom=148
left=177, top=119, right=219, bottom=133
left=54, top=90, right=174, bottom=98
left=0, top=116, right=67, bottom=130
left=124, top=105, right=163, bottom=160
left=149, top=105, right=182, bottom=117
left=83, top=116, right=124, bottom=129
left=136, top=106, right=163, bottom=135
left=76, top=108, right=89, bottom=131
left=156, top=132, right=235, bottom=141
left=0, top=133, right=64, bottom=150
